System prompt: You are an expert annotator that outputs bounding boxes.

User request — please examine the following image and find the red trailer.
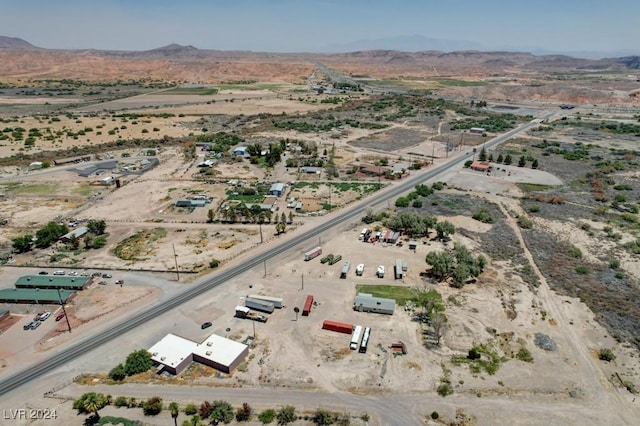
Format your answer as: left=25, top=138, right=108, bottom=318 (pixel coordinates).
left=322, top=320, right=353, bottom=334
left=302, top=295, right=314, bottom=316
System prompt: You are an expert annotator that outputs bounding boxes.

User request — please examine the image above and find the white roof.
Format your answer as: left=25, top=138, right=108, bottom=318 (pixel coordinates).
left=149, top=333, right=197, bottom=368
left=193, top=334, right=248, bottom=367
left=235, top=305, right=250, bottom=314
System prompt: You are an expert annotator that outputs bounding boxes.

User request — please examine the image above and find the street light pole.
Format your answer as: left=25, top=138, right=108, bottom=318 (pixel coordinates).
left=259, top=222, right=263, bottom=244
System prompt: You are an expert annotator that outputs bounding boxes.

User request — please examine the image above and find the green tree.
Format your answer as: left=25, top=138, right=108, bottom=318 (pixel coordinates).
left=488, top=153, right=494, bottom=162
left=425, top=251, right=455, bottom=281
left=170, top=402, right=180, bottom=426
left=415, top=184, right=433, bottom=197
left=451, top=263, right=471, bottom=288
left=395, top=197, right=409, bottom=207
left=431, top=312, right=448, bottom=346
left=207, top=209, right=215, bottom=223
left=413, top=289, right=444, bottom=320
left=108, top=363, right=126, bottom=381
left=531, top=158, right=539, bottom=169
left=288, top=210, right=293, bottom=224
left=479, top=147, right=487, bottom=162
left=35, top=221, right=68, bottom=248
left=12, top=234, right=33, bottom=253
left=518, top=156, right=526, bottom=167
left=143, top=396, right=163, bottom=416
left=68, top=234, right=80, bottom=250
left=276, top=406, right=296, bottom=425
left=124, top=349, right=153, bottom=376
left=184, top=403, right=198, bottom=415
left=87, top=219, right=107, bottom=235
left=496, top=153, right=504, bottom=163
left=209, top=400, right=234, bottom=425
left=435, top=220, right=455, bottom=239
left=504, top=154, right=513, bottom=165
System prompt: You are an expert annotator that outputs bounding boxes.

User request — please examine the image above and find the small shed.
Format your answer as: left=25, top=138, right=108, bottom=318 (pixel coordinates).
left=60, top=227, right=89, bottom=243
left=232, top=146, right=248, bottom=157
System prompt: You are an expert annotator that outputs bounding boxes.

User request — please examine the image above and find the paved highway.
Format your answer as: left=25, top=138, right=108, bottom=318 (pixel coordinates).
left=0, top=119, right=541, bottom=396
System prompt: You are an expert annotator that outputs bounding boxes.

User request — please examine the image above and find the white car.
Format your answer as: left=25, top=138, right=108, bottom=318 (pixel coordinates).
left=68, top=271, right=78, bottom=276
left=53, top=270, right=65, bottom=275
left=376, top=265, right=385, bottom=278
left=38, top=312, right=51, bottom=321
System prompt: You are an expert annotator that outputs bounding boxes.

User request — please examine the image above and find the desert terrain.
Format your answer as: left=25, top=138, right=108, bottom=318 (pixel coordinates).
left=0, top=39, right=639, bottom=425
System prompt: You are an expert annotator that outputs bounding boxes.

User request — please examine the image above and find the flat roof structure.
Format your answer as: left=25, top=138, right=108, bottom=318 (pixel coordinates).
left=149, top=333, right=198, bottom=375
left=470, top=161, right=491, bottom=171
left=353, top=292, right=395, bottom=315
left=193, top=334, right=249, bottom=374
left=15, top=275, right=91, bottom=290
left=0, top=288, right=75, bottom=304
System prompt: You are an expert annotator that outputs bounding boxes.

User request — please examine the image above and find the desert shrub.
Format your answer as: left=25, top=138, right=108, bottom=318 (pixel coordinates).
left=437, top=383, right=453, bottom=397
left=184, top=403, right=198, bottom=415
left=516, top=347, right=534, bottom=363
left=431, top=411, right=439, bottom=420
left=142, top=396, right=163, bottom=416
left=609, top=259, right=620, bottom=269
left=575, top=266, right=590, bottom=275
left=109, top=363, right=126, bottom=381
left=258, top=409, right=275, bottom=424
left=568, top=246, right=582, bottom=258
left=209, top=259, right=220, bottom=268
left=468, top=347, right=481, bottom=360
left=114, top=396, right=128, bottom=407
left=517, top=215, right=533, bottom=229
left=472, top=207, right=494, bottom=223
left=598, top=348, right=616, bottom=362
left=528, top=204, right=541, bottom=213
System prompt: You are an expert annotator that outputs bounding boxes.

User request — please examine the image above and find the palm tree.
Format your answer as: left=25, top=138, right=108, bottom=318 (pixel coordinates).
left=169, top=402, right=180, bottom=426
left=83, top=392, right=106, bottom=419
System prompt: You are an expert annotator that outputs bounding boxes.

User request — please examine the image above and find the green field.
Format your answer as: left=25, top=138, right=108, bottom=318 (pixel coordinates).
left=355, top=284, right=415, bottom=306
left=156, top=87, right=219, bottom=95
left=434, top=79, right=488, bottom=87
left=0, top=182, right=58, bottom=195
left=216, top=83, right=289, bottom=91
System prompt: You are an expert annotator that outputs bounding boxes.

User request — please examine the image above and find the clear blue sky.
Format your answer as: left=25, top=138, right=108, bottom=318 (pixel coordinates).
left=1, top=0, right=638, bottom=53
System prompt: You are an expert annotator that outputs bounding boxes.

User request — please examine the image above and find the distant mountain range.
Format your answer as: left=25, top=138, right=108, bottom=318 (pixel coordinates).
left=1, top=35, right=639, bottom=70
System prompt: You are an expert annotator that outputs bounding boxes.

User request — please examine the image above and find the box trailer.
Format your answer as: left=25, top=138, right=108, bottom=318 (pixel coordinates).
left=302, top=295, right=314, bottom=316
left=340, top=261, right=351, bottom=279
left=245, top=297, right=275, bottom=313
left=394, top=259, right=404, bottom=279
left=322, top=320, right=353, bottom=334
left=248, top=294, right=284, bottom=308
left=235, top=305, right=268, bottom=322
left=350, top=325, right=363, bottom=349
left=304, top=246, right=322, bottom=261
left=328, top=254, right=342, bottom=265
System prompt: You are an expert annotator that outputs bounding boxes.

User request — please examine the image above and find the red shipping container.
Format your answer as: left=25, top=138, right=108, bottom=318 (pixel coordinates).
left=302, top=295, right=314, bottom=316
left=322, top=320, right=353, bottom=334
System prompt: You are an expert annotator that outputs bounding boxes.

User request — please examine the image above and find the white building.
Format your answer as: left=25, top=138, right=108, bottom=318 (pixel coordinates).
left=149, top=333, right=248, bottom=375
left=192, top=334, right=249, bottom=374
left=149, top=333, right=198, bottom=375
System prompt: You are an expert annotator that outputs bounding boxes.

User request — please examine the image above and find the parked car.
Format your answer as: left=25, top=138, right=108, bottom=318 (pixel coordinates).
left=24, top=322, right=35, bottom=330
left=38, top=312, right=51, bottom=321
left=98, top=280, right=107, bottom=285
left=38, top=271, right=48, bottom=275
left=201, top=321, right=213, bottom=329
left=55, top=313, right=66, bottom=322
left=68, top=271, right=78, bottom=276
left=101, top=273, right=112, bottom=278
left=30, top=321, right=41, bottom=330
left=80, top=272, right=89, bottom=276
left=53, top=270, right=65, bottom=275
left=115, top=280, right=124, bottom=285
left=33, top=312, right=45, bottom=321
left=91, top=272, right=102, bottom=277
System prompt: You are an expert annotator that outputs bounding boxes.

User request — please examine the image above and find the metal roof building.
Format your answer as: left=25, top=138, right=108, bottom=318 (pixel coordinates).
left=268, top=182, right=286, bottom=196
left=0, top=288, right=75, bottom=304
left=192, top=334, right=249, bottom=374
left=149, top=333, right=197, bottom=375
left=353, top=293, right=395, bottom=315
left=15, top=275, right=91, bottom=290
left=60, top=227, right=89, bottom=243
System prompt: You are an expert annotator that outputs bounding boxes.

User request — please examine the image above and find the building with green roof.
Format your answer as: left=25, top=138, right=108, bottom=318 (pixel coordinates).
left=0, top=288, right=76, bottom=304
left=15, top=275, right=90, bottom=290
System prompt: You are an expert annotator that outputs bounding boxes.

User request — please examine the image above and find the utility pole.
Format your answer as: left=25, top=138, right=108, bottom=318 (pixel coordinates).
left=259, top=222, right=263, bottom=244
left=57, top=288, right=71, bottom=333
left=432, top=143, right=435, bottom=164
left=301, top=273, right=304, bottom=290
left=252, top=319, right=256, bottom=338
left=263, top=260, right=267, bottom=278
left=172, top=243, right=180, bottom=281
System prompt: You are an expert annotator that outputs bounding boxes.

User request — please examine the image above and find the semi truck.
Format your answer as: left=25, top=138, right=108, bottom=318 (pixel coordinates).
left=235, top=306, right=268, bottom=322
